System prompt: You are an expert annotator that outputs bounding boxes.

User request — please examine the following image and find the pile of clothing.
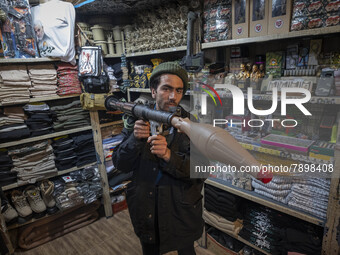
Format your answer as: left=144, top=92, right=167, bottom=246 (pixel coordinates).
left=23, top=103, right=55, bottom=137
left=252, top=177, right=292, bottom=204
left=52, top=136, right=77, bottom=170
left=203, top=208, right=243, bottom=237
left=238, top=202, right=322, bottom=254
left=56, top=63, right=82, bottom=96
left=50, top=100, right=90, bottom=131
left=0, top=106, right=30, bottom=142
left=207, top=227, right=244, bottom=254
left=72, top=131, right=97, bottom=168
left=204, top=184, right=242, bottom=222
left=287, top=178, right=330, bottom=220
left=0, top=65, right=31, bottom=105
left=8, top=140, right=57, bottom=184
left=0, top=150, right=16, bottom=186
left=52, top=166, right=101, bottom=210
left=28, top=64, right=58, bottom=98
left=102, top=134, right=124, bottom=173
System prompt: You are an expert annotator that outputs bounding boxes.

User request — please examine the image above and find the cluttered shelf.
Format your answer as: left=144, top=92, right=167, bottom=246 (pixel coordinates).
left=202, top=26, right=340, bottom=49
left=0, top=94, right=81, bottom=107
left=239, top=142, right=334, bottom=165
left=0, top=57, right=60, bottom=64
left=2, top=162, right=97, bottom=192
left=0, top=126, right=92, bottom=149
left=205, top=178, right=325, bottom=226
left=205, top=222, right=271, bottom=255
left=6, top=201, right=88, bottom=230
left=125, top=46, right=186, bottom=57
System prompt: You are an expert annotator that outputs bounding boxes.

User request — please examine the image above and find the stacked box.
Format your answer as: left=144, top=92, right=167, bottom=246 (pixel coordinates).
left=309, top=141, right=335, bottom=160
left=203, top=0, right=232, bottom=42
left=291, top=0, right=340, bottom=31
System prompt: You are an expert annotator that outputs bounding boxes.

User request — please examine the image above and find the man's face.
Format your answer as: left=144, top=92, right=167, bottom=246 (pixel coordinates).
left=34, top=25, right=44, bottom=41
left=151, top=74, right=184, bottom=112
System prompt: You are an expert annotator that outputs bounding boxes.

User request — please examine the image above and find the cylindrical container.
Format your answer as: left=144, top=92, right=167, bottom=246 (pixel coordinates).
left=108, top=42, right=114, bottom=55
left=95, top=41, right=108, bottom=55
left=91, top=25, right=105, bottom=41
left=115, top=41, right=123, bottom=55
left=112, top=26, right=122, bottom=41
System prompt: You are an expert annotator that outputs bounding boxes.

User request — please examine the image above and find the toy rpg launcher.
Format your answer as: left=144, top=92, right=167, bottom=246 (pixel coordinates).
left=105, top=96, right=272, bottom=183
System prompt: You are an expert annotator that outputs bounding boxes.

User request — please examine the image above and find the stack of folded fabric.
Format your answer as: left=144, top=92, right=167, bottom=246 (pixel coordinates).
left=203, top=209, right=243, bottom=236
left=280, top=227, right=322, bottom=254
left=0, top=106, right=30, bottom=142
left=8, top=140, right=57, bottom=184
left=0, top=149, right=17, bottom=186
left=51, top=136, right=77, bottom=171
left=50, top=100, right=90, bottom=131
left=27, top=64, right=58, bottom=98
left=56, top=63, right=82, bottom=96
left=102, top=134, right=124, bottom=173
left=238, top=203, right=283, bottom=254
left=72, top=131, right=96, bottom=167
left=23, top=103, right=55, bottom=137
left=204, top=184, right=242, bottom=222
left=252, top=177, right=292, bottom=204
left=286, top=178, right=330, bottom=220
left=0, top=65, right=31, bottom=105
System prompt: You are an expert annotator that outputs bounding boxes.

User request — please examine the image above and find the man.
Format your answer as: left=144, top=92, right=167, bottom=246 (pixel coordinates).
left=112, top=62, right=206, bottom=255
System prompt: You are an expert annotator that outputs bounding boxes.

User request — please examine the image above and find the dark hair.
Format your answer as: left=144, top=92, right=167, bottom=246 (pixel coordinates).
left=150, top=75, right=161, bottom=91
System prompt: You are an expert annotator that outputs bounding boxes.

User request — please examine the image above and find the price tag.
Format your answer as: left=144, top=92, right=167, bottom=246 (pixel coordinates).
left=173, top=48, right=177, bottom=51
left=151, top=50, right=158, bottom=53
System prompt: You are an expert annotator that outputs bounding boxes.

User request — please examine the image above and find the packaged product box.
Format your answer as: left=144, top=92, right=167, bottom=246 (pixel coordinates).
left=266, top=51, right=285, bottom=78
left=232, top=0, right=250, bottom=39
left=268, top=0, right=292, bottom=34
left=249, top=0, right=269, bottom=37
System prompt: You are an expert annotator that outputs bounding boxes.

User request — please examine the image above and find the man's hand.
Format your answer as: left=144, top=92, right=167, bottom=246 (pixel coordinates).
left=147, top=135, right=171, bottom=162
left=134, top=120, right=150, bottom=139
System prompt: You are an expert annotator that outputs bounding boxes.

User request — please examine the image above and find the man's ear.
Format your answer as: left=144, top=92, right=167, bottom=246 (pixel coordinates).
left=151, top=88, right=156, bottom=99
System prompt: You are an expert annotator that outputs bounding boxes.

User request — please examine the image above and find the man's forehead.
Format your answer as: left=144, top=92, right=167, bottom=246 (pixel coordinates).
left=159, top=74, right=183, bottom=88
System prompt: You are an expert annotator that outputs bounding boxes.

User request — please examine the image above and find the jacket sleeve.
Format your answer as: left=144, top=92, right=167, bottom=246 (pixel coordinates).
left=160, top=133, right=209, bottom=180
left=112, top=127, right=145, bottom=173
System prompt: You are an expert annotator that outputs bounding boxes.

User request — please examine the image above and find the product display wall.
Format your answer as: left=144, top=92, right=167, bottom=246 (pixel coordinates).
left=0, top=0, right=340, bottom=254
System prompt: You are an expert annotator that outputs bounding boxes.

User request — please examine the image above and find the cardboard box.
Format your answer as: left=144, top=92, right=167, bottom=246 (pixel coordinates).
left=249, top=0, right=269, bottom=37
left=268, top=0, right=292, bottom=34
left=232, top=0, right=250, bottom=39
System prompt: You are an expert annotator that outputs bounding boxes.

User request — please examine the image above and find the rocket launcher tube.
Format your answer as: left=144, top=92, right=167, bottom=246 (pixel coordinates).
left=104, top=96, right=272, bottom=183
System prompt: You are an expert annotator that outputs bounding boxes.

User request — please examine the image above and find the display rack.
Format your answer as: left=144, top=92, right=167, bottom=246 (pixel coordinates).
left=206, top=222, right=271, bottom=255
left=0, top=126, right=92, bottom=149
left=0, top=94, right=81, bottom=107
left=206, top=178, right=325, bottom=226
left=2, top=162, right=97, bottom=191
left=0, top=57, right=60, bottom=63
left=202, top=26, right=340, bottom=49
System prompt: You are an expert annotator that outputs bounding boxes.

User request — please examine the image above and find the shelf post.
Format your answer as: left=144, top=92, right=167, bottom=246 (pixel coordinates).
left=89, top=110, right=113, bottom=217
left=322, top=119, right=340, bottom=254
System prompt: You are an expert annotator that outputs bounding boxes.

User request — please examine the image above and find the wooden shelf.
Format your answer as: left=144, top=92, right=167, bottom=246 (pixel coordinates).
left=6, top=202, right=86, bottom=230
left=206, top=223, right=271, bottom=255
left=0, top=94, right=80, bottom=106
left=126, top=46, right=186, bottom=57
left=2, top=162, right=97, bottom=191
left=0, top=126, right=92, bottom=149
left=202, top=26, right=340, bottom=49
left=205, top=178, right=325, bottom=226
left=189, top=90, right=340, bottom=105
left=239, top=142, right=334, bottom=166
left=0, top=57, right=60, bottom=64
left=100, top=120, right=124, bottom=128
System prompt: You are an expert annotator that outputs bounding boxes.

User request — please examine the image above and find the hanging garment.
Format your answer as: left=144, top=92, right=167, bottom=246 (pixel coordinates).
left=31, top=0, right=76, bottom=65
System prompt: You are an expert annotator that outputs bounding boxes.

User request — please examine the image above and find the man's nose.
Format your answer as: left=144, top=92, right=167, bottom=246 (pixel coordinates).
left=169, top=91, right=177, bottom=100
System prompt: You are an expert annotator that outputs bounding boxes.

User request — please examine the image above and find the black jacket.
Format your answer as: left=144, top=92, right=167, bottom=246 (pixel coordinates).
left=112, top=108, right=207, bottom=254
